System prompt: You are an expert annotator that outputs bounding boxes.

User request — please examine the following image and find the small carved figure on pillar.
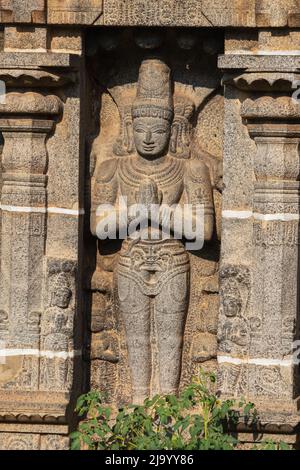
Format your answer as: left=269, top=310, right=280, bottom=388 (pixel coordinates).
left=40, top=273, right=73, bottom=390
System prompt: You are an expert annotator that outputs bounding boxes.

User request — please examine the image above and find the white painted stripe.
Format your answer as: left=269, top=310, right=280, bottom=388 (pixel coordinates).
left=253, top=212, right=299, bottom=222
left=218, top=355, right=293, bottom=367
left=229, top=50, right=300, bottom=56
left=223, top=210, right=300, bottom=222
left=48, top=207, right=85, bottom=216
left=0, top=205, right=85, bottom=216
left=0, top=349, right=82, bottom=359
left=0, top=205, right=46, bottom=213
left=222, top=210, right=253, bottom=219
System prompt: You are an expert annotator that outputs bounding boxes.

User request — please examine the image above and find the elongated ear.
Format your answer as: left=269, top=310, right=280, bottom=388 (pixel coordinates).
left=124, top=117, right=134, bottom=154
left=113, top=107, right=135, bottom=156
left=170, top=121, right=179, bottom=154
left=170, top=101, right=194, bottom=159
left=170, top=118, right=191, bottom=159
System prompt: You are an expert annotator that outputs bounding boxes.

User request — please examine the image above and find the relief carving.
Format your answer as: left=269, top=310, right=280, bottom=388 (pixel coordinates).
left=217, top=364, right=248, bottom=397
left=90, top=55, right=220, bottom=403
left=219, top=265, right=251, bottom=356
left=0, top=310, right=8, bottom=336
left=40, top=434, right=70, bottom=450
left=0, top=433, right=40, bottom=450
left=39, top=261, right=76, bottom=391
left=249, top=366, right=291, bottom=398
left=47, top=0, right=103, bottom=25
left=103, top=0, right=256, bottom=27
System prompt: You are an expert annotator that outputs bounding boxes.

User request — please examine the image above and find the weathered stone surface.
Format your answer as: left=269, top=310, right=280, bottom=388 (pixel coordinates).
left=0, top=432, right=40, bottom=450
left=0, top=39, right=84, bottom=449
left=0, top=52, right=80, bottom=68
left=242, top=96, right=300, bottom=119
left=0, top=0, right=300, bottom=451
left=0, top=92, right=61, bottom=115
left=226, top=29, right=300, bottom=53
left=102, top=0, right=256, bottom=27
left=0, top=431, right=69, bottom=450
left=50, top=28, right=83, bottom=54
left=48, top=0, right=103, bottom=25
left=4, top=26, right=47, bottom=52
left=0, top=390, right=70, bottom=421
left=255, top=0, right=300, bottom=27
left=40, top=434, right=70, bottom=450
left=1, top=0, right=300, bottom=27
left=0, top=0, right=45, bottom=23
left=219, top=54, right=300, bottom=72
left=218, top=37, right=300, bottom=430
left=90, top=56, right=218, bottom=403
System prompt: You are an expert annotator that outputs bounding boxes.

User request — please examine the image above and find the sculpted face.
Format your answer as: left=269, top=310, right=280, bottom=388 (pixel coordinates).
left=223, top=295, right=241, bottom=318
left=133, top=116, right=171, bottom=158
left=52, top=288, right=72, bottom=309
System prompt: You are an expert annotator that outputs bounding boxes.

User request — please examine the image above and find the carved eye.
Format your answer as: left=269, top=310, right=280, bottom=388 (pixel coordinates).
left=134, top=253, right=142, bottom=262
left=134, top=127, right=144, bottom=134
left=153, top=128, right=166, bottom=134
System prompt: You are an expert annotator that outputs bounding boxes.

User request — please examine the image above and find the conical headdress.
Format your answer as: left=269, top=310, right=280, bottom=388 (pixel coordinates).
left=54, top=273, right=71, bottom=293
left=132, top=59, right=173, bottom=122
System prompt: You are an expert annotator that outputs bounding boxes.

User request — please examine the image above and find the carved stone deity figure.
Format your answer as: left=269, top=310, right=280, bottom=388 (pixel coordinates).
left=40, top=273, right=73, bottom=390
left=91, top=59, right=214, bottom=403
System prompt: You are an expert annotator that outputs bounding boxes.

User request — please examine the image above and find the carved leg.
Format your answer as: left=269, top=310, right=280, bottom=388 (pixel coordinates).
left=155, top=270, right=190, bottom=395
left=117, top=270, right=151, bottom=403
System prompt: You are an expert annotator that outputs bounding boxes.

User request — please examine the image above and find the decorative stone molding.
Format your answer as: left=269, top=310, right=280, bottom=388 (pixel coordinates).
left=223, top=72, right=300, bottom=92
left=0, top=0, right=45, bottom=24
left=255, top=0, right=300, bottom=27
left=0, top=49, right=83, bottom=449
left=0, top=391, right=70, bottom=423
left=0, top=70, right=75, bottom=89
left=1, top=0, right=300, bottom=27
left=0, top=92, right=63, bottom=417
left=101, top=0, right=256, bottom=27
left=219, top=54, right=300, bottom=72
left=0, top=92, right=61, bottom=115
left=48, top=0, right=103, bottom=25
left=0, top=52, right=81, bottom=68
left=241, top=96, right=300, bottom=120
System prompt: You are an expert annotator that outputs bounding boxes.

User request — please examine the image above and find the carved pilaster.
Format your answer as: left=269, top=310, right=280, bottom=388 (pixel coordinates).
left=0, top=92, right=63, bottom=411
left=218, top=48, right=300, bottom=431
left=0, top=45, right=84, bottom=439
left=241, top=98, right=300, bottom=375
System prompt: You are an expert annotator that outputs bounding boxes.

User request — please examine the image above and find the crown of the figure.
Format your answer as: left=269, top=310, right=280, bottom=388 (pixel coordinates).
left=54, top=273, right=71, bottom=293
left=132, top=59, right=173, bottom=121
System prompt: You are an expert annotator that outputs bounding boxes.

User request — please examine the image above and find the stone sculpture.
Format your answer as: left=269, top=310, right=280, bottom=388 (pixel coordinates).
left=91, top=59, right=215, bottom=402
left=40, top=273, right=73, bottom=391
left=1, top=0, right=299, bottom=450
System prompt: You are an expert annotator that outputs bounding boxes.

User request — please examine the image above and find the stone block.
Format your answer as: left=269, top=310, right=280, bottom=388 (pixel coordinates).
left=0, top=0, right=45, bottom=23
left=102, top=0, right=256, bottom=27
left=4, top=26, right=47, bottom=52
left=47, top=0, right=103, bottom=25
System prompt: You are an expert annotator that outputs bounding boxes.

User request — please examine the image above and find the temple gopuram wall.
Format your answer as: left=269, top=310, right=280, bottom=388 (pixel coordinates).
left=0, top=0, right=299, bottom=449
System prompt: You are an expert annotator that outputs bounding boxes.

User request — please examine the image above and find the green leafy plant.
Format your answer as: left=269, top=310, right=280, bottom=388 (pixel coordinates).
left=70, top=370, right=259, bottom=450
left=253, top=440, right=291, bottom=451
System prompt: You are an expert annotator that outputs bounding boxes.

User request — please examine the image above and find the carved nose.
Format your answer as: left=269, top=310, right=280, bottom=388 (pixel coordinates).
left=144, top=130, right=153, bottom=144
